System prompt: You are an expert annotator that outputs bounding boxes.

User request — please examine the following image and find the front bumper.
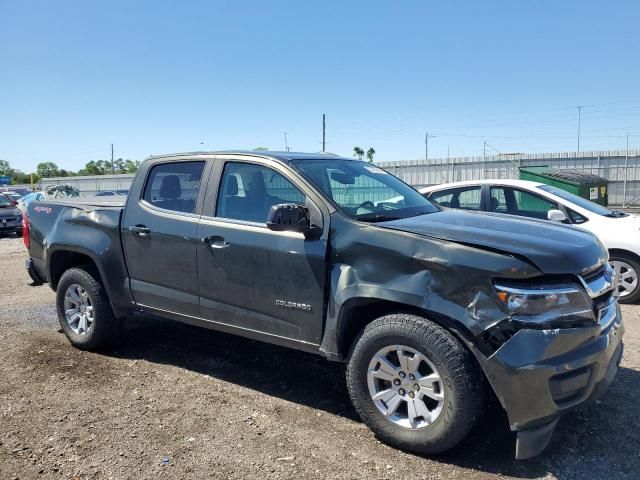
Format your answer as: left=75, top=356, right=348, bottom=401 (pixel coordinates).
left=480, top=301, right=624, bottom=459
left=0, top=217, right=22, bottom=232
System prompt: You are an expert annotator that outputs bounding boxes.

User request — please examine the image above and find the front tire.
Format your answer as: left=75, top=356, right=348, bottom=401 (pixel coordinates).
left=56, top=267, right=118, bottom=350
left=346, top=313, right=484, bottom=455
left=610, top=253, right=640, bottom=303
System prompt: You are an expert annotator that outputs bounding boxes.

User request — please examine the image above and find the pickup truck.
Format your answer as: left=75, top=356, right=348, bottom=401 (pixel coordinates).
left=24, top=151, right=624, bottom=459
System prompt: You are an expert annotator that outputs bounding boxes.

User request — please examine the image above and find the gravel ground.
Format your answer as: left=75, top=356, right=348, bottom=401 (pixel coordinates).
left=1, top=235, right=639, bottom=479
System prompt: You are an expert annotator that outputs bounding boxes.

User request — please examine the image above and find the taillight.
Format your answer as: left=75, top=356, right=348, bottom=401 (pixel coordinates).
left=22, top=212, right=30, bottom=249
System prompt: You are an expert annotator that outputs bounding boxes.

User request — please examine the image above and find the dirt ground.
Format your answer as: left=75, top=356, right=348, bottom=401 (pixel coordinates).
left=1, top=236, right=639, bottom=480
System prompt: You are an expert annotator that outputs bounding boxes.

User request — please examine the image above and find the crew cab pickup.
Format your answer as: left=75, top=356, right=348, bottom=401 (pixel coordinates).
left=24, top=151, right=624, bottom=459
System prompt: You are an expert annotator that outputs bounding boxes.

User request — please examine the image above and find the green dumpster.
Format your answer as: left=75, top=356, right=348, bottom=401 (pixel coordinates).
left=519, top=166, right=608, bottom=206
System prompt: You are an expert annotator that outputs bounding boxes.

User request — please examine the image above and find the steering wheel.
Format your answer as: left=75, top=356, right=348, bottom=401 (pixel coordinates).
left=358, top=200, right=375, bottom=210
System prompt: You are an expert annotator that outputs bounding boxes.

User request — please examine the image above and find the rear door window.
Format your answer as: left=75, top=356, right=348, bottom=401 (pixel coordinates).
left=142, top=161, right=205, bottom=214
left=430, top=186, right=482, bottom=210
left=490, top=186, right=558, bottom=220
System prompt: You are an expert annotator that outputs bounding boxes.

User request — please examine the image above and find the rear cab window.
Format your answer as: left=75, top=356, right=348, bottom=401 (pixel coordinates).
left=142, top=161, right=205, bottom=214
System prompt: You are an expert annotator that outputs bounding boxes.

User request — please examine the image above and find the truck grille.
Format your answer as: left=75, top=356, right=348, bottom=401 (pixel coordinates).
left=579, top=263, right=618, bottom=331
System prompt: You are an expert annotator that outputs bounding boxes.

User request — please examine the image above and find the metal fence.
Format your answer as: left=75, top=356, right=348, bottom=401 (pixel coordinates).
left=378, top=149, right=640, bottom=207
left=11, top=174, right=136, bottom=196
left=9, top=149, right=640, bottom=207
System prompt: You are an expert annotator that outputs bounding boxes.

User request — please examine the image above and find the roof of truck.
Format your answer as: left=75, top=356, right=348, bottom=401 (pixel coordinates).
left=146, top=151, right=350, bottom=163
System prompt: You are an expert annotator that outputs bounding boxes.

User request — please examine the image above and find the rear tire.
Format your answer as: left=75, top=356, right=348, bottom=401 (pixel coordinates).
left=56, top=267, right=118, bottom=350
left=610, top=253, right=640, bottom=304
left=346, top=313, right=484, bottom=455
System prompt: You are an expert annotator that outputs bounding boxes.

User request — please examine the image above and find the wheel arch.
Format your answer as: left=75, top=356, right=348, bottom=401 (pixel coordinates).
left=47, top=246, right=131, bottom=318
left=608, top=248, right=640, bottom=264
left=48, top=247, right=103, bottom=290
left=335, top=297, right=478, bottom=362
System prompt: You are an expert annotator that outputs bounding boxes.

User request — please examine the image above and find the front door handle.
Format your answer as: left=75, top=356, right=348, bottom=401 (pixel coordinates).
left=202, top=235, right=230, bottom=249
left=129, top=225, right=151, bottom=237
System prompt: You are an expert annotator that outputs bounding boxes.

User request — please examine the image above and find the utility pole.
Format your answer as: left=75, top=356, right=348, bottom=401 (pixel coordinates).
left=425, top=131, right=435, bottom=162
left=322, top=114, right=326, bottom=152
left=624, top=132, right=629, bottom=207
left=483, top=141, right=486, bottom=161
left=577, top=105, right=583, bottom=155
left=284, top=132, right=289, bottom=152
left=111, top=143, right=115, bottom=175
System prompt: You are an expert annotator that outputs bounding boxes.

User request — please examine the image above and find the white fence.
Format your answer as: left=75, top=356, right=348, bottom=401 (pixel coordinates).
left=378, top=149, right=640, bottom=207
left=12, top=174, right=135, bottom=196
left=10, top=149, right=640, bottom=206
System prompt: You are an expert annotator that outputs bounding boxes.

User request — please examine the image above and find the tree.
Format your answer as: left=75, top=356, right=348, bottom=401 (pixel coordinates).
left=123, top=160, right=141, bottom=173
left=253, top=147, right=269, bottom=151
left=353, top=146, right=364, bottom=160
left=12, top=170, right=38, bottom=184
left=366, top=147, right=376, bottom=163
left=0, top=159, right=12, bottom=176
left=36, top=162, right=60, bottom=178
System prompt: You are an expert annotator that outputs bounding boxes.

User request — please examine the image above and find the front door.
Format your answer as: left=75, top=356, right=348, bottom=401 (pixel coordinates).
left=122, top=159, right=208, bottom=316
left=196, top=159, right=327, bottom=344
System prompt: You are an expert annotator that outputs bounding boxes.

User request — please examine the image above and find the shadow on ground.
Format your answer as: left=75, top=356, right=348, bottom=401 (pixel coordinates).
left=106, top=318, right=639, bottom=479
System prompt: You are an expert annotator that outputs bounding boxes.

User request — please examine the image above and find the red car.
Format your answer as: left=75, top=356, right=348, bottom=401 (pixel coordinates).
left=1, top=191, right=21, bottom=206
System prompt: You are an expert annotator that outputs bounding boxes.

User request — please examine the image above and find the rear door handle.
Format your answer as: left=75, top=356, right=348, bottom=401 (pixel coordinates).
left=129, top=225, right=151, bottom=237
left=202, top=235, right=230, bottom=249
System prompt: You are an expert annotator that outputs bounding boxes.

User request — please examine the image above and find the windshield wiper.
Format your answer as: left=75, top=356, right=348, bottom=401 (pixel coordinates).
left=355, top=213, right=402, bottom=223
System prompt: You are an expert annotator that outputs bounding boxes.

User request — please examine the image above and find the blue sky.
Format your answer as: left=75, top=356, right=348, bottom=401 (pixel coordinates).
left=1, top=0, right=639, bottom=172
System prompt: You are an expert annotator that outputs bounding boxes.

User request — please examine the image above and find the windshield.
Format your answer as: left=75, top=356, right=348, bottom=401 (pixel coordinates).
left=0, top=195, right=12, bottom=207
left=290, top=159, right=438, bottom=222
left=537, top=184, right=626, bottom=217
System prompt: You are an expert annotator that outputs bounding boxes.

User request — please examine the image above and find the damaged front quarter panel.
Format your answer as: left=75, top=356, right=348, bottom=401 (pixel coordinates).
left=319, top=213, right=541, bottom=359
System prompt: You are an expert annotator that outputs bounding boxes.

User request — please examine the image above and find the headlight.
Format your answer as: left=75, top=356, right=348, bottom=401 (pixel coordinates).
left=494, top=283, right=594, bottom=327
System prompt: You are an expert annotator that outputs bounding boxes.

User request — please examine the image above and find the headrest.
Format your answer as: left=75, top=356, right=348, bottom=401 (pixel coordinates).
left=225, top=175, right=239, bottom=196
left=159, top=175, right=181, bottom=200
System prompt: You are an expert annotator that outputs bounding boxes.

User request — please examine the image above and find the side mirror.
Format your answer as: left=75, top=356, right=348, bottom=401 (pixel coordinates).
left=266, top=203, right=312, bottom=234
left=547, top=209, right=568, bottom=222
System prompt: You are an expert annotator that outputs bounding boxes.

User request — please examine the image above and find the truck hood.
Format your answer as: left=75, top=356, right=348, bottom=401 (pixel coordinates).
left=381, top=210, right=606, bottom=275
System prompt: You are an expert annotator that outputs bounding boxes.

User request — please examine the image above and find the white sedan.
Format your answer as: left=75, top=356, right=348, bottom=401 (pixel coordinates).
left=420, top=179, right=640, bottom=302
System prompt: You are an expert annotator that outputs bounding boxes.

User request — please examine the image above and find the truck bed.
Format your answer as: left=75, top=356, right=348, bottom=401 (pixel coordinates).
left=39, top=197, right=126, bottom=211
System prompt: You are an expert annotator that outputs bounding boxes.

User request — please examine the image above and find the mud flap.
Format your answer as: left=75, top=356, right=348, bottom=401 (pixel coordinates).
left=515, top=418, right=559, bottom=460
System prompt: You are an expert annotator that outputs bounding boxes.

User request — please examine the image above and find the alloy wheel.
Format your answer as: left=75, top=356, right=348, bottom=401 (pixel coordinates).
left=611, top=260, right=638, bottom=298
left=367, top=345, right=445, bottom=429
left=63, top=283, right=94, bottom=335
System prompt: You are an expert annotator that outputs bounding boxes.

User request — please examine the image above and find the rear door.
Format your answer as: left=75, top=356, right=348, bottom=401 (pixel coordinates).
left=488, top=186, right=560, bottom=220
left=196, top=156, right=328, bottom=345
left=122, top=158, right=211, bottom=316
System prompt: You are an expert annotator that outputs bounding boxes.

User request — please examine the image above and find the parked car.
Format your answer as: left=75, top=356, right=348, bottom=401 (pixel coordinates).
left=17, top=191, right=47, bottom=213
left=1, top=191, right=22, bottom=205
left=24, top=151, right=623, bottom=459
left=1, top=186, right=31, bottom=196
left=17, top=185, right=80, bottom=213
left=0, top=192, right=23, bottom=235
left=421, top=179, right=640, bottom=303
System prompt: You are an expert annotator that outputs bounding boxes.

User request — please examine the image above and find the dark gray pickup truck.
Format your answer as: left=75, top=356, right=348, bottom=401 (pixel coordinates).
left=24, top=151, right=624, bottom=459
